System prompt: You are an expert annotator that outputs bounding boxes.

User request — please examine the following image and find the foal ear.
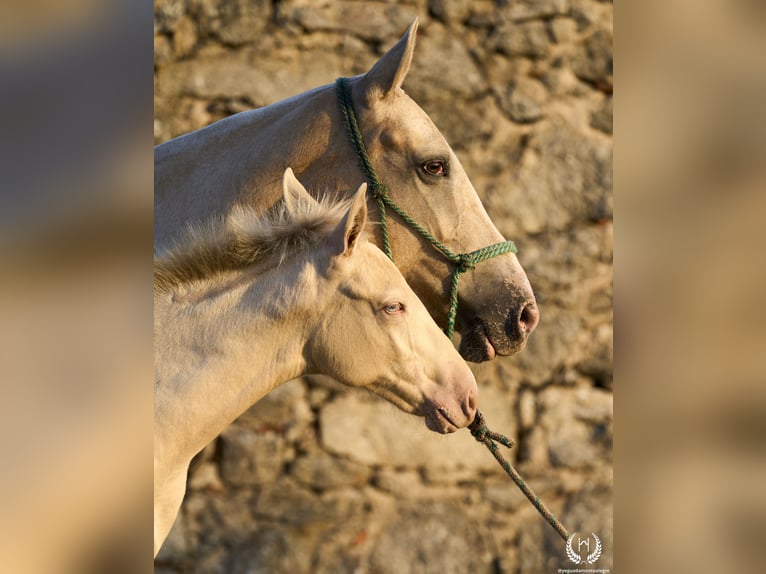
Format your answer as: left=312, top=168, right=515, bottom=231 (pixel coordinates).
left=359, top=18, right=418, bottom=100
left=282, top=167, right=317, bottom=214
left=330, top=183, right=368, bottom=257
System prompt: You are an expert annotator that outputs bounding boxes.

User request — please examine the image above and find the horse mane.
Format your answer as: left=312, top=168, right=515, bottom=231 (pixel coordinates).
left=154, top=193, right=352, bottom=294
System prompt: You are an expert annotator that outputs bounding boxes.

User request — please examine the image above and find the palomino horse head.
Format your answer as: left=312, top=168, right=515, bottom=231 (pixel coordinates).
left=335, top=20, right=539, bottom=362
left=283, top=169, right=477, bottom=433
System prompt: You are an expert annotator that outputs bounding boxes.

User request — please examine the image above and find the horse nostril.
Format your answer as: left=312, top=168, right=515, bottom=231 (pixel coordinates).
left=462, top=388, right=478, bottom=419
left=519, top=302, right=540, bottom=335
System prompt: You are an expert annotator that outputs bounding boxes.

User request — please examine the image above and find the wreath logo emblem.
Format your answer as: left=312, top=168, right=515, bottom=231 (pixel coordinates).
left=565, top=532, right=602, bottom=565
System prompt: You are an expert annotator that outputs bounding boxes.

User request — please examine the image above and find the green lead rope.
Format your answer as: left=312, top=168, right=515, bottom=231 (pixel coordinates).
left=335, top=77, right=518, bottom=338
left=469, top=410, right=571, bottom=541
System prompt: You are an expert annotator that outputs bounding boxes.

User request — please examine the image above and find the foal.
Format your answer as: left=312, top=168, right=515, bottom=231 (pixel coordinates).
left=154, top=169, right=477, bottom=556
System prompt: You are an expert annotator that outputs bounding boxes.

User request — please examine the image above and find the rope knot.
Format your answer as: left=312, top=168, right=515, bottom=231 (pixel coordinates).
left=468, top=411, right=489, bottom=442
left=457, top=253, right=476, bottom=274
left=369, top=182, right=388, bottom=200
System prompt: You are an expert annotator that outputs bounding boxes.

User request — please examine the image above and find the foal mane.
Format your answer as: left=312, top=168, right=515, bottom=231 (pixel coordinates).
left=154, top=194, right=352, bottom=294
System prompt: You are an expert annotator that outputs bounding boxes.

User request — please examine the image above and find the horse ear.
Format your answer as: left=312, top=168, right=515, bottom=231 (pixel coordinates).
left=359, top=18, right=418, bottom=100
left=282, top=167, right=317, bottom=214
left=330, top=183, right=368, bottom=257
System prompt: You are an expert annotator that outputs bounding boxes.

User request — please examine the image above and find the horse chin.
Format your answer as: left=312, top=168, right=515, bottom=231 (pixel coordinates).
left=458, top=321, right=525, bottom=363
left=424, top=408, right=458, bottom=434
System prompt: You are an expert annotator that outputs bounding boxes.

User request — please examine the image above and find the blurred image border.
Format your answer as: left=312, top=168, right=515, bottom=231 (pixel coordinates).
left=1, top=0, right=763, bottom=572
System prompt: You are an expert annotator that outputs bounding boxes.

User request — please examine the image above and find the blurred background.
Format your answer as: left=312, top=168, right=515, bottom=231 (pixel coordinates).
left=617, top=2, right=766, bottom=573
left=1, top=0, right=153, bottom=573
left=1, top=0, right=764, bottom=573
left=154, top=2, right=612, bottom=573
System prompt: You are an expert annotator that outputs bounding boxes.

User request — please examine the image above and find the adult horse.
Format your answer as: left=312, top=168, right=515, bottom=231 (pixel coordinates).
left=155, top=19, right=538, bottom=362
left=154, top=169, right=478, bottom=555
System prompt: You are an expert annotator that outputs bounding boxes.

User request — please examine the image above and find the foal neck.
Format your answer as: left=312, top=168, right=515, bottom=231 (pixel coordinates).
left=154, top=256, right=329, bottom=463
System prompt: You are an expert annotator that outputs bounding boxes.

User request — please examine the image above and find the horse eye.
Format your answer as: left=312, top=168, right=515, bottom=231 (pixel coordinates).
left=422, top=160, right=447, bottom=177
left=382, top=302, right=404, bottom=315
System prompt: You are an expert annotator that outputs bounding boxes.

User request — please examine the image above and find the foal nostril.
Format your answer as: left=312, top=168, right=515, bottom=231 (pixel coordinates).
left=519, top=302, right=540, bottom=335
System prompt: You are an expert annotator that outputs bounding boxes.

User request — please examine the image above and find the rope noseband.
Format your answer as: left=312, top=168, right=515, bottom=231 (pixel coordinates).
left=335, top=77, right=518, bottom=339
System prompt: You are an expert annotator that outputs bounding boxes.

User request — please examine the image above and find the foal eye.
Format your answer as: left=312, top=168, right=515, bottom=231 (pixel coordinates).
left=382, top=302, right=404, bottom=315
left=422, top=160, right=448, bottom=177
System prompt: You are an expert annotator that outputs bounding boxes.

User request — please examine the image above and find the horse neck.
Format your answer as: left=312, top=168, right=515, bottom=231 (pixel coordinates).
left=154, top=85, right=356, bottom=251
left=154, top=256, right=327, bottom=465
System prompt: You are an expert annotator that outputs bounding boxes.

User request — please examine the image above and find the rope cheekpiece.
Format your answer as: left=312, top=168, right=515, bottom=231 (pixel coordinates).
left=335, top=77, right=518, bottom=338
left=469, top=411, right=571, bottom=542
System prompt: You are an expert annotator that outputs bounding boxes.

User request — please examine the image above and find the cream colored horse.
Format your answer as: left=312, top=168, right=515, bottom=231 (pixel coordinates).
left=155, top=19, right=538, bottom=362
left=153, top=169, right=478, bottom=556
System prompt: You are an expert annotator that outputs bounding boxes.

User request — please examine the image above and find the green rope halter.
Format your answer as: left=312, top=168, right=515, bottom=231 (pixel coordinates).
left=335, top=77, right=518, bottom=339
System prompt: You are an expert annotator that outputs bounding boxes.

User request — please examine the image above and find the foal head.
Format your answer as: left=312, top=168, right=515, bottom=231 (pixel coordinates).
left=282, top=169, right=478, bottom=433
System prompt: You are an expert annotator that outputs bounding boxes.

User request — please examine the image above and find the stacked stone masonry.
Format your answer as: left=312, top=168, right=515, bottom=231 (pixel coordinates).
left=155, top=1, right=613, bottom=572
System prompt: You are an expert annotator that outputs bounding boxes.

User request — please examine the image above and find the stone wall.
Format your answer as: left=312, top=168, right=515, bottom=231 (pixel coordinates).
left=154, top=1, right=613, bottom=572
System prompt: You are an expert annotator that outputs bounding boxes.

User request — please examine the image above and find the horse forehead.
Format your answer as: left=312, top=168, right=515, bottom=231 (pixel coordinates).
left=373, top=94, right=445, bottom=146
left=343, top=246, right=407, bottom=295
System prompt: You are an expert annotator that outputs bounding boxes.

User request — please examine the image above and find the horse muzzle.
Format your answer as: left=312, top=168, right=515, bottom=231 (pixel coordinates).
left=458, top=299, right=539, bottom=362
left=419, top=367, right=477, bottom=434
